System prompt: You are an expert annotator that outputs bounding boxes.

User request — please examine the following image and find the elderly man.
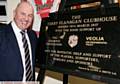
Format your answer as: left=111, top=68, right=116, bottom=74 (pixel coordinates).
left=0, top=1, right=37, bottom=81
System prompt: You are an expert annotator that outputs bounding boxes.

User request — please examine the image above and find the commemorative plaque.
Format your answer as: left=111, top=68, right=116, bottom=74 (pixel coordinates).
left=40, top=8, right=120, bottom=82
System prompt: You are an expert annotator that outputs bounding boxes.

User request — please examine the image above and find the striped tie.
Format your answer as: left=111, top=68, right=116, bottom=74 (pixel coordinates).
left=21, top=31, right=33, bottom=81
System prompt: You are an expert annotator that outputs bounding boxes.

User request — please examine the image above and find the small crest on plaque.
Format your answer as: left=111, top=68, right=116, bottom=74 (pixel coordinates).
left=68, top=35, right=78, bottom=48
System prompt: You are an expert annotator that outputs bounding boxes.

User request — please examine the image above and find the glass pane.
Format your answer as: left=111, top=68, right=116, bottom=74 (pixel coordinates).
left=0, top=6, right=6, bottom=15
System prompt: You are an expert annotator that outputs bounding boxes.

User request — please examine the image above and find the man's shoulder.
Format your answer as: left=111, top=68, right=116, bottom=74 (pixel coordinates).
left=0, top=23, right=11, bottom=32
left=0, top=23, right=8, bottom=29
left=28, top=29, right=37, bottom=37
left=0, top=24, right=6, bottom=32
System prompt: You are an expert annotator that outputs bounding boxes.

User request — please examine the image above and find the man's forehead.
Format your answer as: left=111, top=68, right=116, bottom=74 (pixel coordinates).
left=17, top=2, right=33, bottom=10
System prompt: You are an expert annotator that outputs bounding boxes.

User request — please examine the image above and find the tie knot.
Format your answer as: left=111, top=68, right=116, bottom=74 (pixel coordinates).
left=20, top=30, right=26, bottom=35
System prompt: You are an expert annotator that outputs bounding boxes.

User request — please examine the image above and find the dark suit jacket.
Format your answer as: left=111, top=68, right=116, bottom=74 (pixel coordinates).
left=0, top=23, right=37, bottom=81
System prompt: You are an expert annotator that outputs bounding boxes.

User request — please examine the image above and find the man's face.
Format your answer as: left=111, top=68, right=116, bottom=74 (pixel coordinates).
left=14, top=2, right=34, bottom=30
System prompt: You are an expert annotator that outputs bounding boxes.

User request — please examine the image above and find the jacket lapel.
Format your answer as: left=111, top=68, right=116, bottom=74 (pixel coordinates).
left=27, top=31, right=36, bottom=64
left=6, top=24, right=23, bottom=78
